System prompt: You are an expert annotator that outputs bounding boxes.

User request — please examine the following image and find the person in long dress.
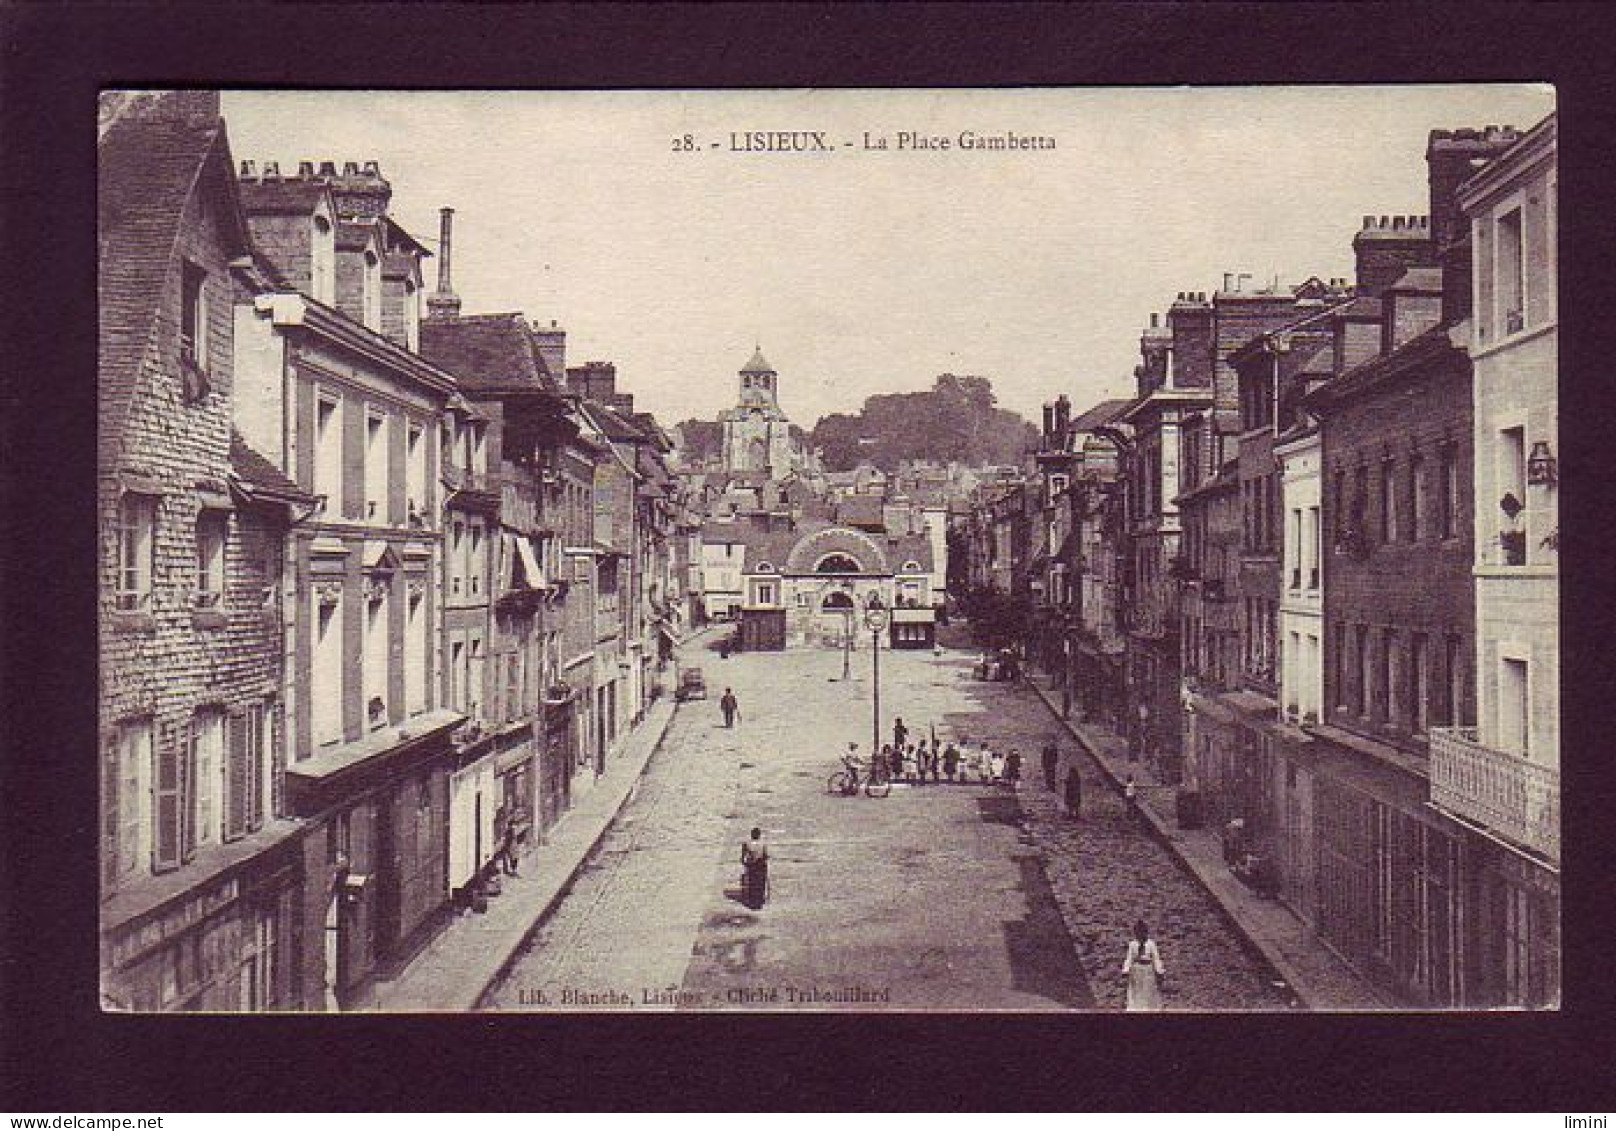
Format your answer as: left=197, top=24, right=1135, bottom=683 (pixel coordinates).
left=1122, top=919, right=1165, bottom=1011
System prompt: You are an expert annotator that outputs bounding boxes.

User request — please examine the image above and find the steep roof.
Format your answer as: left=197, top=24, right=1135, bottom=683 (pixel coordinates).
left=741, top=347, right=775, bottom=375
left=99, top=107, right=248, bottom=466
left=419, top=313, right=559, bottom=393
left=1303, top=326, right=1464, bottom=413
left=238, top=178, right=331, bottom=216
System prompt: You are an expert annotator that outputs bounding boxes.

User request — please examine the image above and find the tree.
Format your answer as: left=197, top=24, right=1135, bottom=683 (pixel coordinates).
left=808, top=374, right=1037, bottom=472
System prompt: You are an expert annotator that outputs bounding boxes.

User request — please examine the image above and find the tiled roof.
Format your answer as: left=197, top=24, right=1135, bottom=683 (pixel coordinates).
left=741, top=347, right=774, bottom=374
left=99, top=109, right=244, bottom=467
left=1067, top=398, right=1134, bottom=434
left=835, top=494, right=886, bottom=530
left=1303, top=326, right=1463, bottom=412
left=230, top=430, right=315, bottom=504
left=419, top=314, right=559, bottom=393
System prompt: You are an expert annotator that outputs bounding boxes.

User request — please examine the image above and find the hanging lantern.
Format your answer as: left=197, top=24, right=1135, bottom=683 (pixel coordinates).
left=1527, top=440, right=1558, bottom=485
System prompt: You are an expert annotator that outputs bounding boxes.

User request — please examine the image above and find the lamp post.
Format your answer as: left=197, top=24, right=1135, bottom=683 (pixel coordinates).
left=865, top=595, right=889, bottom=765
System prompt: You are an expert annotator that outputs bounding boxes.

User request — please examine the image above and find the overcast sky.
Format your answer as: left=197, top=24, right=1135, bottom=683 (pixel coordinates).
left=222, top=86, right=1553, bottom=431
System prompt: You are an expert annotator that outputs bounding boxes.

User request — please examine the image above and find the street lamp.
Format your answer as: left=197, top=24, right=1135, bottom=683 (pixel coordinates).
left=864, top=593, right=889, bottom=764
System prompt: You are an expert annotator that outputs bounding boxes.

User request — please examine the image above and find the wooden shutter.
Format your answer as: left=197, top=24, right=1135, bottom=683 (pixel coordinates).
left=180, top=723, right=197, bottom=863
left=246, top=705, right=264, bottom=832
left=102, top=734, right=120, bottom=887
left=154, top=728, right=183, bottom=872
left=225, top=712, right=248, bottom=842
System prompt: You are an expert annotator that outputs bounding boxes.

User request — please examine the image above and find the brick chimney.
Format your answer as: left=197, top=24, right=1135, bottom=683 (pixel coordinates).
left=1167, top=293, right=1213, bottom=391
left=1352, top=214, right=1435, bottom=297
left=1138, top=311, right=1172, bottom=395
left=426, top=206, right=461, bottom=320
left=531, top=320, right=567, bottom=383
left=326, top=159, right=392, bottom=222
left=1427, top=125, right=1521, bottom=322
left=567, top=361, right=617, bottom=403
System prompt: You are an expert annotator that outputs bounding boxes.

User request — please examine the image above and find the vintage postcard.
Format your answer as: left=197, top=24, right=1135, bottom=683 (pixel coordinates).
left=97, top=85, right=1558, bottom=1013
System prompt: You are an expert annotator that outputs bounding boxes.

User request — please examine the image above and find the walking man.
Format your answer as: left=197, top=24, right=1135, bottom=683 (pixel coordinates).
left=1041, top=740, right=1058, bottom=791
left=893, top=716, right=908, bottom=753
left=720, top=687, right=740, bottom=728
left=1065, top=765, right=1082, bottom=819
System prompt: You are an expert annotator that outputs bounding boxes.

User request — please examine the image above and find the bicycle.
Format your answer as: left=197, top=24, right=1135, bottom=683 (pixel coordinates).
left=826, top=754, right=892, bottom=799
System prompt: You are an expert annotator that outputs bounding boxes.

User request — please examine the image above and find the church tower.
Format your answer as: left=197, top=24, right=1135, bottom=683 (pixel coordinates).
left=721, top=346, right=795, bottom=475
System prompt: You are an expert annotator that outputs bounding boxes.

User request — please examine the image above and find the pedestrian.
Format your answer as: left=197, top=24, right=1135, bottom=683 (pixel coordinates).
left=989, top=747, right=1005, bottom=785
left=719, top=636, right=731, bottom=661
left=942, top=741, right=960, bottom=782
left=1065, top=766, right=1082, bottom=819
left=498, top=814, right=520, bottom=876
left=740, top=826, right=770, bottom=909
left=1005, top=748, right=1022, bottom=788
left=906, top=743, right=919, bottom=783
left=1041, top=741, right=1058, bottom=791
left=1124, top=774, right=1139, bottom=822
left=890, top=743, right=908, bottom=782
left=893, top=716, right=908, bottom=753
left=1122, top=919, right=1166, bottom=1011
left=879, top=743, right=896, bottom=781
left=720, top=688, right=740, bottom=728
left=914, top=740, right=929, bottom=785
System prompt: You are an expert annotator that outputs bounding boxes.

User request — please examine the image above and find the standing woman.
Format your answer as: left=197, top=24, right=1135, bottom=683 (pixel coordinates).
left=942, top=741, right=961, bottom=783
left=1122, top=919, right=1165, bottom=1011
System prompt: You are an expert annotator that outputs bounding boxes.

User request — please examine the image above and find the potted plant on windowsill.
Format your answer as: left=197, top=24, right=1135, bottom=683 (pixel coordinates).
left=1499, top=529, right=1527, bottom=566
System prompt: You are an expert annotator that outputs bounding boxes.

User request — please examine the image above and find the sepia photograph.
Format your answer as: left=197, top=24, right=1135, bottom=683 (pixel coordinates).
left=96, top=84, right=1559, bottom=1015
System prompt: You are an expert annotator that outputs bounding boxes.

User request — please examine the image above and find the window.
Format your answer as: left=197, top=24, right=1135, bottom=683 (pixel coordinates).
left=450, top=520, right=465, bottom=599
left=225, top=703, right=268, bottom=841
left=406, top=421, right=426, bottom=525
left=365, top=410, right=388, bottom=521
left=1437, top=445, right=1459, bottom=541
left=1499, top=426, right=1527, bottom=565
left=1334, top=623, right=1349, bottom=714
left=104, top=720, right=153, bottom=883
left=1307, top=506, right=1321, bottom=589
left=1355, top=625, right=1370, bottom=717
left=1410, top=633, right=1429, bottom=735
left=153, top=727, right=187, bottom=872
left=312, top=588, right=343, bottom=747
left=1497, top=206, right=1525, bottom=335
left=116, top=493, right=157, bottom=611
left=468, top=635, right=485, bottom=720
left=1379, top=459, right=1397, bottom=544
left=405, top=585, right=428, bottom=717
left=195, top=512, right=227, bottom=608
left=364, top=583, right=389, bottom=729
left=470, top=422, right=487, bottom=476
left=180, top=261, right=209, bottom=383
left=469, top=520, right=484, bottom=597
left=314, top=394, right=342, bottom=506
left=1290, top=508, right=1303, bottom=590
left=1444, top=634, right=1466, bottom=728
left=1409, top=455, right=1426, bottom=542
left=1379, top=629, right=1396, bottom=724
left=189, top=711, right=224, bottom=851
left=1500, top=657, right=1529, bottom=757
left=1334, top=469, right=1348, bottom=542
left=449, top=638, right=466, bottom=713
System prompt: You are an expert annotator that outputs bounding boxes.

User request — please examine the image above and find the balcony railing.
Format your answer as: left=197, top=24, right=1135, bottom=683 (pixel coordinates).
left=1430, top=726, right=1559, bottom=863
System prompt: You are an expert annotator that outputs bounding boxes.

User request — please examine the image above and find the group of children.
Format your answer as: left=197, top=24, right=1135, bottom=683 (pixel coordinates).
left=875, top=733, right=1023, bottom=787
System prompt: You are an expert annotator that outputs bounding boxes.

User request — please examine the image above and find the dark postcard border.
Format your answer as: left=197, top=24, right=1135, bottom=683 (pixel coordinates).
left=3, top=0, right=1614, bottom=1113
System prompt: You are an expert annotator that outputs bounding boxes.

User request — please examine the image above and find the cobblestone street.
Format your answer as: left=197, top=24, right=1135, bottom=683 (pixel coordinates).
left=486, top=638, right=1283, bottom=1011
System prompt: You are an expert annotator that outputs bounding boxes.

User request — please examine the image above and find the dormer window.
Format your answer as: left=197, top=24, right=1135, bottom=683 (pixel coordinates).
left=363, top=249, right=382, bottom=331
left=179, top=261, right=210, bottom=400
left=310, top=214, right=335, bottom=304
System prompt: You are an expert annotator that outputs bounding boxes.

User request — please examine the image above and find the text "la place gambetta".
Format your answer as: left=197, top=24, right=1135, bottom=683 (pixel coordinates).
left=725, top=130, right=1056, bottom=152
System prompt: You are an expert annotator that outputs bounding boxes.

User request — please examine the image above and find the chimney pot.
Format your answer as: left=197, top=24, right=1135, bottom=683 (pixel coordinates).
left=262, top=161, right=280, bottom=180
left=239, top=159, right=256, bottom=178
left=342, top=160, right=359, bottom=176
left=298, top=160, right=315, bottom=178
left=318, top=160, right=337, bottom=177
left=363, top=160, right=381, bottom=175
left=1150, top=313, right=1159, bottom=328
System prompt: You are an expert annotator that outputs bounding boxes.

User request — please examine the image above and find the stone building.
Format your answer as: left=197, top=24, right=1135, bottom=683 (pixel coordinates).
left=718, top=348, right=810, bottom=476
left=1440, top=114, right=1559, bottom=1006
left=234, top=155, right=463, bottom=1009
left=99, top=91, right=316, bottom=1011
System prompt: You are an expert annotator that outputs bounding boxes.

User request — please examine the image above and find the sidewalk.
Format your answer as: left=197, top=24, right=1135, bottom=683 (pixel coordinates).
left=1022, top=672, right=1394, bottom=1011
left=368, top=630, right=715, bottom=1012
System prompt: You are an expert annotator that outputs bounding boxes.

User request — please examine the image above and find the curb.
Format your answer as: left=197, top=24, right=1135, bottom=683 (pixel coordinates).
left=469, top=698, right=684, bottom=1010
left=466, top=624, right=720, bottom=1011
left=1021, top=675, right=1324, bottom=1010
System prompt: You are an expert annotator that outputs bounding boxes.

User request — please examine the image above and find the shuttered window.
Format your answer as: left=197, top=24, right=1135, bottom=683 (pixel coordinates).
left=225, top=713, right=249, bottom=841
left=155, top=726, right=186, bottom=872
